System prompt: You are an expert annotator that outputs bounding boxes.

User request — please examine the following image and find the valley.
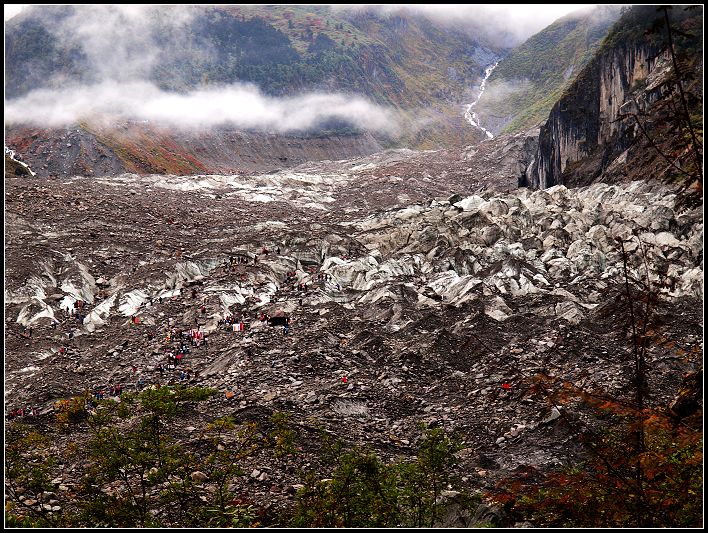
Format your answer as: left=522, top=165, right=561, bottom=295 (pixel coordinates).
left=4, top=4, right=703, bottom=528
left=5, top=141, right=702, bottom=525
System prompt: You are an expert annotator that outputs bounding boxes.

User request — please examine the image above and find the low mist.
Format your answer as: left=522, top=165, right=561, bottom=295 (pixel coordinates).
left=4, top=81, right=399, bottom=135
left=5, top=5, right=399, bottom=135
left=5, top=4, right=594, bottom=136
left=334, top=4, right=596, bottom=47
left=480, top=79, right=533, bottom=106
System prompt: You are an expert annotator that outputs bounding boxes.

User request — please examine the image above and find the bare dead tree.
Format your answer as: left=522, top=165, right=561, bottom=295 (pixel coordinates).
left=658, top=6, right=703, bottom=182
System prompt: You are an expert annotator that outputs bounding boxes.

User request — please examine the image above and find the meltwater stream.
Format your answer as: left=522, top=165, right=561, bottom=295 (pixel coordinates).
left=5, top=145, right=36, bottom=176
left=464, top=61, right=498, bottom=139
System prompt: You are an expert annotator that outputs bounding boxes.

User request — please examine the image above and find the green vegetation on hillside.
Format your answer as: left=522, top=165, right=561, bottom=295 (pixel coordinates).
left=220, top=5, right=376, bottom=55
left=476, top=5, right=621, bottom=134
left=292, top=427, right=468, bottom=527
left=5, top=385, right=476, bottom=528
left=5, top=5, right=498, bottom=148
left=595, top=4, right=703, bottom=60
left=4, top=10, right=91, bottom=98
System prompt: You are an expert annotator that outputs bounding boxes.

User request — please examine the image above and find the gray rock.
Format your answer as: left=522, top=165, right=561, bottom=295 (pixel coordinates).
left=541, top=406, right=561, bottom=424
left=191, top=471, right=208, bottom=483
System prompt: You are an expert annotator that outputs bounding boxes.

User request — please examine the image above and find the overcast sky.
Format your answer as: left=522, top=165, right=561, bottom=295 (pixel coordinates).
left=5, top=4, right=596, bottom=33
left=4, top=4, right=25, bottom=20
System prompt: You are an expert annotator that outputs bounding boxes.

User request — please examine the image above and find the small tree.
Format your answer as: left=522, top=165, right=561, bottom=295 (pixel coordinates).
left=269, top=411, right=298, bottom=458
left=293, top=446, right=401, bottom=527
left=194, top=416, right=265, bottom=527
left=398, top=427, right=463, bottom=527
left=77, top=386, right=214, bottom=527
left=5, top=424, right=61, bottom=527
left=292, top=426, right=464, bottom=527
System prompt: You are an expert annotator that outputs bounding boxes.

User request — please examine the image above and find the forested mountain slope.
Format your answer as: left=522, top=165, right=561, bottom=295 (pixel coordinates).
left=475, top=5, right=621, bottom=135
left=5, top=5, right=506, bottom=149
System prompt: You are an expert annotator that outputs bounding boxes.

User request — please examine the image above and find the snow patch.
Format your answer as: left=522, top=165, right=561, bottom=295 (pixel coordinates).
left=251, top=194, right=275, bottom=203
left=119, top=289, right=149, bottom=317
left=84, top=294, right=117, bottom=331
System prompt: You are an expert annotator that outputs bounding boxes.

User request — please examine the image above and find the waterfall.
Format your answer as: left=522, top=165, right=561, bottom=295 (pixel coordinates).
left=5, top=145, right=36, bottom=176
left=464, top=61, right=499, bottom=139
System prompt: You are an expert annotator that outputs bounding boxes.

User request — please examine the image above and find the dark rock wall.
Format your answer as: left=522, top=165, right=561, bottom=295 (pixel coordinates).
left=528, top=5, right=702, bottom=189
left=529, top=42, right=658, bottom=189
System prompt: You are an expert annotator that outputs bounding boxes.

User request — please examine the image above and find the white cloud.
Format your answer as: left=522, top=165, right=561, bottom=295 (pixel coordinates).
left=5, top=5, right=604, bottom=135
left=335, top=4, right=597, bottom=45
left=4, top=4, right=26, bottom=21
left=4, top=81, right=399, bottom=134
left=52, top=5, right=199, bottom=83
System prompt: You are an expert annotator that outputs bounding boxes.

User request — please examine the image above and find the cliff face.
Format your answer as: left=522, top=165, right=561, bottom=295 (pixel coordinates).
left=528, top=5, right=703, bottom=190
left=529, top=43, right=661, bottom=189
left=477, top=5, right=621, bottom=135
left=4, top=123, right=383, bottom=178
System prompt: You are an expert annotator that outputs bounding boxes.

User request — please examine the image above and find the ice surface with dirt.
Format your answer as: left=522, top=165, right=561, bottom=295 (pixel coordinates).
left=4, top=147, right=703, bottom=520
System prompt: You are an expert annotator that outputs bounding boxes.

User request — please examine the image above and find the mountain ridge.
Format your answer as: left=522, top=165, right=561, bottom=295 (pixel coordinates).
left=4, top=5, right=506, bottom=149
left=528, top=4, right=703, bottom=193
left=475, top=5, right=622, bottom=135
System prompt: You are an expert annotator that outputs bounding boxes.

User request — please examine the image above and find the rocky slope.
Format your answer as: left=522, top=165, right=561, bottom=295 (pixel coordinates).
left=528, top=5, right=703, bottom=190
left=5, top=144, right=703, bottom=522
left=3, top=6, right=703, bottom=525
left=5, top=123, right=383, bottom=177
left=4, top=122, right=539, bottom=185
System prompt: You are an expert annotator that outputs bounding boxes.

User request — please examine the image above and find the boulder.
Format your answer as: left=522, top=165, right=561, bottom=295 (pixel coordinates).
left=191, top=471, right=208, bottom=483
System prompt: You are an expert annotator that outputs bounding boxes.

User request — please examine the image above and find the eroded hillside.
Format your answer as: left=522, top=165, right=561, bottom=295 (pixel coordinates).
left=5, top=123, right=383, bottom=178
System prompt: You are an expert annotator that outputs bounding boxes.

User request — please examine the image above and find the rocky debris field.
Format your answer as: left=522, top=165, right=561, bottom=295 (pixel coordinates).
left=5, top=124, right=384, bottom=178
left=4, top=145, right=703, bottom=522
